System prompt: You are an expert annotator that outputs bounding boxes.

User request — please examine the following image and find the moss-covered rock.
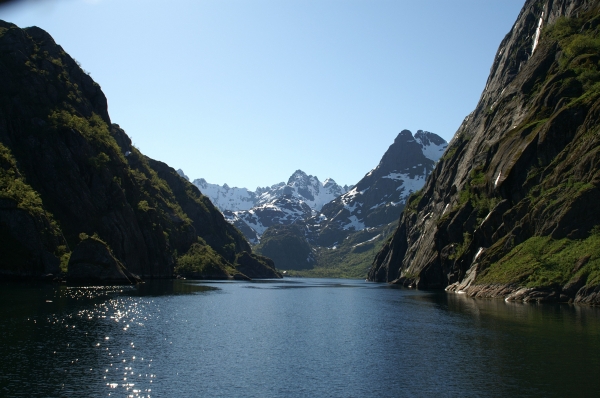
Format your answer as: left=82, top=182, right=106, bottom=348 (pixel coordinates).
left=175, top=241, right=236, bottom=280
left=67, top=237, right=140, bottom=284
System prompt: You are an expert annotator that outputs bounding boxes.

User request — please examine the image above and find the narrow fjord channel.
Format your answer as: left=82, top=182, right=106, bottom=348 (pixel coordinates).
left=2, top=278, right=599, bottom=397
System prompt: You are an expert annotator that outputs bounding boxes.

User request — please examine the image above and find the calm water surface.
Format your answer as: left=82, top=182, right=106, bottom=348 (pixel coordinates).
left=1, top=278, right=599, bottom=397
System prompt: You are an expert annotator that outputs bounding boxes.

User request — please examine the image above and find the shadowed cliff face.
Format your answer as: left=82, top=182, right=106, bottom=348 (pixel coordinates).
left=0, top=20, right=280, bottom=280
left=368, top=0, right=600, bottom=304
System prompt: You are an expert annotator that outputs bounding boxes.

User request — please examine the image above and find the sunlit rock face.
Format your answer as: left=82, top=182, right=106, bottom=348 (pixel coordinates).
left=367, top=0, right=600, bottom=306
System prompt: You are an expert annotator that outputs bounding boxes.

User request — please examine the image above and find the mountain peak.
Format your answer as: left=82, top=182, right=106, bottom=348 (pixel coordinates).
left=372, top=130, right=434, bottom=178
left=322, top=178, right=337, bottom=188
left=176, top=169, right=190, bottom=181
left=288, top=169, right=310, bottom=185
left=394, top=129, right=415, bottom=144
left=414, top=130, right=448, bottom=161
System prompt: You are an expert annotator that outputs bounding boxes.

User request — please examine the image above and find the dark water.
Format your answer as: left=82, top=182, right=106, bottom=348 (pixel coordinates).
left=1, top=278, right=599, bottom=397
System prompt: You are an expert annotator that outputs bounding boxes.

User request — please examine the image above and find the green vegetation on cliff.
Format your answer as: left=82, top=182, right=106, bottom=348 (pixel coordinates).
left=471, top=9, right=600, bottom=295
left=477, top=230, right=600, bottom=288
left=0, top=142, right=66, bottom=275
left=0, top=20, right=278, bottom=281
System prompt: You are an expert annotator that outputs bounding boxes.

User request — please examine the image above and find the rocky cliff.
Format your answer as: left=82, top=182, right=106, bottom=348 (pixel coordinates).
left=368, top=0, right=600, bottom=305
left=0, top=20, right=280, bottom=281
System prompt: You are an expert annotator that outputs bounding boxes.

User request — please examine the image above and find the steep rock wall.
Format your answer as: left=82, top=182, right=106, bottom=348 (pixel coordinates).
left=368, top=0, right=600, bottom=304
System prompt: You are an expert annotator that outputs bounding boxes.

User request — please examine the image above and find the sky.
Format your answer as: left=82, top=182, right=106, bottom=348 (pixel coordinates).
left=0, top=0, right=525, bottom=189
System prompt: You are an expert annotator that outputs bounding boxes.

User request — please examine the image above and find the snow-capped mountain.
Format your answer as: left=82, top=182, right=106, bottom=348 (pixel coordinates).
left=223, top=196, right=314, bottom=243
left=184, top=170, right=350, bottom=244
left=313, top=130, right=447, bottom=243
left=184, top=130, right=446, bottom=259
left=254, top=130, right=447, bottom=271
left=192, top=178, right=261, bottom=212
left=254, top=170, right=348, bottom=211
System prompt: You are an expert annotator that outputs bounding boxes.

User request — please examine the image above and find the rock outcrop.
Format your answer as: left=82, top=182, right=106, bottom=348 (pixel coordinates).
left=67, top=237, right=141, bottom=284
left=255, top=224, right=316, bottom=271
left=368, top=0, right=600, bottom=305
left=0, top=20, right=280, bottom=281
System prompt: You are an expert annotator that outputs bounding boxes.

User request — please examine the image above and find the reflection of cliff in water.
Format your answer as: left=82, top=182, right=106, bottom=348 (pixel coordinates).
left=412, top=290, right=600, bottom=398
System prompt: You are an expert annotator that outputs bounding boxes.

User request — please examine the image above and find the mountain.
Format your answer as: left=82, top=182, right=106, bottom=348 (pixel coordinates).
left=255, top=130, right=447, bottom=275
left=0, top=20, right=280, bottom=282
left=190, top=170, right=350, bottom=244
left=368, top=0, right=600, bottom=305
left=192, top=177, right=261, bottom=212
left=315, top=130, right=447, bottom=245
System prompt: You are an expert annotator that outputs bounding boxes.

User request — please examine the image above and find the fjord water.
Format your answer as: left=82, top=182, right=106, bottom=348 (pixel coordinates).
left=1, top=279, right=599, bottom=397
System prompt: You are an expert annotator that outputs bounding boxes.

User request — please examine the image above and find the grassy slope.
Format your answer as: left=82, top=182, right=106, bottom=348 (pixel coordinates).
left=473, top=12, right=600, bottom=289
left=477, top=231, right=600, bottom=288
left=283, top=223, right=395, bottom=279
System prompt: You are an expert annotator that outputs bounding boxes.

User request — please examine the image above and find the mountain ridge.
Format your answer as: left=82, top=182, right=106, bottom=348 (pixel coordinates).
left=186, top=169, right=350, bottom=243
left=0, top=20, right=280, bottom=282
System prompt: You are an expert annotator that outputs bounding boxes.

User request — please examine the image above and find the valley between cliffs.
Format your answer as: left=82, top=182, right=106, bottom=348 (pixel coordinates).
left=368, top=0, right=600, bottom=305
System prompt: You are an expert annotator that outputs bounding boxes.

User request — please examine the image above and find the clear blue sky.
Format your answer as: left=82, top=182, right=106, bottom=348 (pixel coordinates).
left=1, top=0, right=524, bottom=189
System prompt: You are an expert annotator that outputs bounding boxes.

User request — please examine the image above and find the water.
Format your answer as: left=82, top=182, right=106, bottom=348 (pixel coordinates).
left=1, top=278, right=599, bottom=397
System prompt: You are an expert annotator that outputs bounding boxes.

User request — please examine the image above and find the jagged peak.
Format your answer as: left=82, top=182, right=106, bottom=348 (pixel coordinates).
left=287, top=169, right=310, bottom=184
left=394, top=129, right=415, bottom=143
left=414, top=130, right=447, bottom=147
left=322, top=178, right=337, bottom=188
left=176, top=169, right=189, bottom=181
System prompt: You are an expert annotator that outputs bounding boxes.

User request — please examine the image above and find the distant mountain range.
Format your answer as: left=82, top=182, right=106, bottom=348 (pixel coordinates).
left=177, top=169, right=350, bottom=244
left=187, top=172, right=349, bottom=214
left=182, top=129, right=447, bottom=275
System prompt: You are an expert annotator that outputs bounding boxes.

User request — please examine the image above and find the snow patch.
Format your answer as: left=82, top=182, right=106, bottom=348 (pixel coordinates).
left=352, top=234, right=381, bottom=248
left=474, top=247, right=484, bottom=262
left=343, top=215, right=365, bottom=231
left=381, top=173, right=426, bottom=197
